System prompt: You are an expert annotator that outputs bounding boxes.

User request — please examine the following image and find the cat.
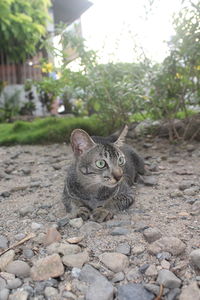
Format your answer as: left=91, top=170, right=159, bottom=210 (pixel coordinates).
left=62, top=125, right=145, bottom=222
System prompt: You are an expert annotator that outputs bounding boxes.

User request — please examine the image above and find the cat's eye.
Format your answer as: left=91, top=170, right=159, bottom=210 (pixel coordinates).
left=118, top=156, right=125, bottom=166
left=96, top=159, right=106, bottom=169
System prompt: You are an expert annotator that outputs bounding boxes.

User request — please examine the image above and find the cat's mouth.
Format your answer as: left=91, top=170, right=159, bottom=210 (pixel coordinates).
left=104, top=176, right=123, bottom=186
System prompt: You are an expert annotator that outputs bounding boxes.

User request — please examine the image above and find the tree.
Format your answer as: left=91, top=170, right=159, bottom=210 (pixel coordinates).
left=0, top=0, right=51, bottom=62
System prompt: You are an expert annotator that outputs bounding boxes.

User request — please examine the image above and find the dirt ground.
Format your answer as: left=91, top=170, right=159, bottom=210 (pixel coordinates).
left=0, top=136, right=200, bottom=299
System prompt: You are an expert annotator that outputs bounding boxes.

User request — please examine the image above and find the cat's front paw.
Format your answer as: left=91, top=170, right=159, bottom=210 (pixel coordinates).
left=77, top=207, right=90, bottom=221
left=91, top=207, right=113, bottom=223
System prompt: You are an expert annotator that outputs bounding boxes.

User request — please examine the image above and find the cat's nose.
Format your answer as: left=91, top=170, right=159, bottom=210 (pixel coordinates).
left=112, top=169, right=123, bottom=182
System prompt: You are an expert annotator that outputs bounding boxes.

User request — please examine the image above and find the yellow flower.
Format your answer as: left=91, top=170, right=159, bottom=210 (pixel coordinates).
left=42, top=62, right=53, bottom=73
left=175, top=73, right=182, bottom=79
left=195, top=65, right=200, bottom=70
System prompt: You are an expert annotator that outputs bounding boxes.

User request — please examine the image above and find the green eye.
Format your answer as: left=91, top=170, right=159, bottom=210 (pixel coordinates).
left=96, top=160, right=106, bottom=169
left=118, top=156, right=125, bottom=166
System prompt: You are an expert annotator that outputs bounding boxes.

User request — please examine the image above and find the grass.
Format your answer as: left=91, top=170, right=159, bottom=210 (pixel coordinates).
left=0, top=115, right=108, bottom=146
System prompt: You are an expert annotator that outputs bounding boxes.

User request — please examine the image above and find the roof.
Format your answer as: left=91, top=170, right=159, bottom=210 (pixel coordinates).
left=52, top=0, right=93, bottom=25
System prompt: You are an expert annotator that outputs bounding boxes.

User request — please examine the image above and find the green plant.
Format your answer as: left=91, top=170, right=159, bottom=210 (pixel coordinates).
left=0, top=90, right=20, bottom=122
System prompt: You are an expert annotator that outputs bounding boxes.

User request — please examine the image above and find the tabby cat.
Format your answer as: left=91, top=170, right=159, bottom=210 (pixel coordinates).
left=62, top=126, right=145, bottom=222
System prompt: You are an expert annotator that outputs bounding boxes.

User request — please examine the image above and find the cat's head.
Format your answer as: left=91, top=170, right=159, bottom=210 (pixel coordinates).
left=70, top=126, right=128, bottom=188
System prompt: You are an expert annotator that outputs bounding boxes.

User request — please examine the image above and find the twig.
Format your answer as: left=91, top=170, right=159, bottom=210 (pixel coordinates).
left=154, top=284, right=164, bottom=300
left=0, top=232, right=36, bottom=256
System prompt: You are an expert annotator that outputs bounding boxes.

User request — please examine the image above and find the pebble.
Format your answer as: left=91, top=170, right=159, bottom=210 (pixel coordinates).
left=106, top=220, right=131, bottom=228
left=139, top=264, right=150, bottom=274
left=62, top=251, right=89, bottom=268
left=142, top=176, right=157, bottom=186
left=132, top=245, right=145, bottom=255
left=46, top=242, right=81, bottom=256
left=80, top=222, right=102, bottom=234
left=143, top=227, right=162, bottom=243
left=69, top=218, right=83, bottom=229
left=62, top=291, right=77, bottom=299
left=184, top=187, right=199, bottom=196
left=5, top=260, right=30, bottom=278
left=179, top=182, right=192, bottom=191
left=79, top=264, right=114, bottom=300
left=0, top=250, right=15, bottom=271
left=148, top=237, right=186, bottom=255
left=22, top=248, right=34, bottom=259
left=30, top=254, right=64, bottom=281
left=145, top=264, right=158, bottom=277
left=166, top=288, right=181, bottom=300
left=170, top=190, right=183, bottom=198
left=0, top=277, right=6, bottom=289
left=57, top=216, right=69, bottom=227
left=19, top=206, right=34, bottom=217
left=7, top=278, right=22, bottom=289
left=191, top=201, right=200, bottom=216
left=179, top=282, right=200, bottom=300
left=126, top=268, right=142, bottom=281
left=161, top=259, right=170, bottom=270
left=156, top=252, right=171, bottom=260
left=67, top=236, right=84, bottom=244
left=116, top=243, right=131, bottom=255
left=0, top=235, right=8, bottom=249
left=190, top=249, right=200, bottom=269
left=118, top=283, right=154, bottom=300
left=43, top=227, right=61, bottom=246
left=1, top=192, right=11, bottom=198
left=14, top=233, right=26, bottom=241
left=71, top=267, right=82, bottom=278
left=0, top=288, right=9, bottom=300
left=31, top=222, right=43, bottom=231
left=144, top=283, right=169, bottom=296
left=157, top=269, right=181, bottom=288
left=44, top=286, right=58, bottom=298
left=9, top=290, right=29, bottom=300
left=110, top=227, right=130, bottom=236
left=99, top=252, right=129, bottom=272
left=112, top=272, right=125, bottom=283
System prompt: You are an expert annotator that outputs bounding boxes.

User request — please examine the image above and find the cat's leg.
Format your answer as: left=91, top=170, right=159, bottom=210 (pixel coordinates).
left=91, top=184, right=135, bottom=222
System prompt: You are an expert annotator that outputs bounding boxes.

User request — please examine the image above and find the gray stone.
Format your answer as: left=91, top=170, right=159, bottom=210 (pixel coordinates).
left=156, top=252, right=171, bottom=260
left=184, top=187, right=199, bottom=196
left=14, top=233, right=26, bottom=241
left=62, top=291, right=77, bottom=299
left=0, top=277, right=6, bottom=290
left=80, top=222, right=102, bottom=234
left=71, top=267, right=82, bottom=278
left=86, top=278, right=114, bottom=300
left=62, top=251, right=89, bottom=268
left=9, top=290, right=29, bottom=300
left=143, top=227, right=162, bottom=243
left=191, top=201, right=200, bottom=216
left=126, top=269, right=142, bottom=281
left=110, top=227, right=130, bottom=236
left=69, top=218, right=83, bottom=229
left=46, top=242, right=81, bottom=256
left=0, top=288, right=9, bottom=300
left=112, top=272, right=125, bottom=283
left=148, top=237, right=186, bottom=255
left=179, top=182, right=192, bottom=191
left=23, top=248, right=34, bottom=259
left=118, top=283, right=154, bottom=300
left=179, top=282, right=200, bottom=300
left=79, top=264, right=106, bottom=284
left=0, top=235, right=8, bottom=249
left=190, top=249, right=200, bottom=269
left=99, top=252, right=129, bottom=273
left=144, top=283, right=169, bottom=296
left=157, top=269, right=181, bottom=288
left=0, top=250, right=15, bottom=271
left=44, top=286, right=58, bottom=298
left=31, top=222, right=43, bottom=231
left=115, top=243, right=131, bottom=255
left=106, top=220, right=131, bottom=228
left=19, top=205, right=34, bottom=217
left=145, top=264, right=158, bottom=277
left=165, top=288, right=181, bottom=300
left=7, top=278, right=22, bottom=289
left=5, top=260, right=30, bottom=278
left=142, top=176, right=157, bottom=186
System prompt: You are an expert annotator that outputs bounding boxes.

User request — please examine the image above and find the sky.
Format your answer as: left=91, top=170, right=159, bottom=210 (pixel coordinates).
left=81, top=0, right=183, bottom=63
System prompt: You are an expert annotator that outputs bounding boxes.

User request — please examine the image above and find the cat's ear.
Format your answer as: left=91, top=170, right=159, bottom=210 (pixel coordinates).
left=70, top=129, right=96, bottom=156
left=115, top=125, right=128, bottom=147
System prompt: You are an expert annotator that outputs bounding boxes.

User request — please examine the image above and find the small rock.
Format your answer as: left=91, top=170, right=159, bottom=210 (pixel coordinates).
left=79, top=264, right=106, bottom=283
left=5, top=260, right=30, bottom=278
left=71, top=267, right=82, bottom=278
left=170, top=190, right=183, bottom=198
left=161, top=259, right=170, bottom=270
left=143, top=227, right=162, bottom=243
left=43, top=227, right=61, bottom=246
left=190, top=249, right=200, bottom=269
left=179, top=182, right=192, bottom=191
left=118, top=283, right=154, bottom=300
left=67, top=236, right=84, bottom=244
left=139, top=264, right=150, bottom=274
left=9, top=290, right=28, bottom=300
left=0, top=272, right=15, bottom=281
left=44, top=286, right=58, bottom=298
left=80, top=222, right=102, bottom=234
left=0, top=250, right=15, bottom=271
left=184, top=187, right=199, bottom=196
left=69, top=218, right=83, bottom=229
left=142, top=176, right=157, bottom=186
left=46, top=242, right=81, bottom=256
left=99, top=252, right=129, bottom=273
left=132, top=245, right=145, bottom=255
left=0, top=288, right=9, bottom=300
left=148, top=237, right=186, bottom=256
left=62, top=291, right=77, bottom=299
left=0, top=277, right=6, bottom=290
left=14, top=233, right=26, bottom=241
left=144, top=283, right=169, bottom=296
left=62, top=251, right=89, bottom=268
left=145, top=264, right=158, bottom=277
left=126, top=269, right=142, bottom=281
left=22, top=248, right=34, bottom=259
left=116, top=243, right=131, bottom=255
left=179, top=282, right=200, bottom=300
left=157, top=269, right=181, bottom=288
left=7, top=278, right=22, bottom=289
left=191, top=201, right=200, bottom=216
left=1, top=192, right=11, bottom=198
left=30, top=254, right=64, bottom=281
left=19, top=206, right=33, bottom=217
left=57, top=216, right=69, bottom=227
left=21, top=168, right=31, bottom=175
left=0, top=235, right=8, bottom=249
left=112, top=272, right=125, bottom=283
left=156, top=252, right=171, bottom=260
left=106, top=220, right=131, bottom=228
left=166, top=288, right=181, bottom=300
left=31, top=222, right=43, bottom=231
left=110, top=227, right=130, bottom=236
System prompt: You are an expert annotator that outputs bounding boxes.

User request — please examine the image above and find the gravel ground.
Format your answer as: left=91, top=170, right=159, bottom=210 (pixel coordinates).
left=0, top=136, right=200, bottom=300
